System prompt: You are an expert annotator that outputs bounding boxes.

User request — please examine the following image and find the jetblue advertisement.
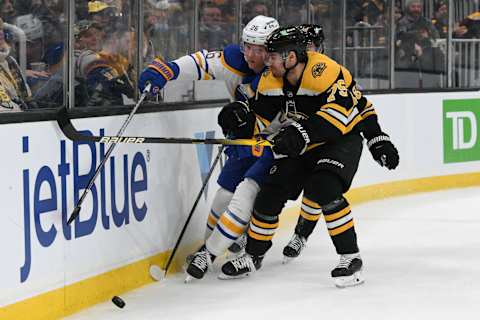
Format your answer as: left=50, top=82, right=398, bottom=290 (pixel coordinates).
left=0, top=111, right=222, bottom=307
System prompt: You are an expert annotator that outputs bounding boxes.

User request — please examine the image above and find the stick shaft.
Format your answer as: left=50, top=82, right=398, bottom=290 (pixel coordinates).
left=67, top=85, right=151, bottom=224
left=163, top=146, right=224, bottom=276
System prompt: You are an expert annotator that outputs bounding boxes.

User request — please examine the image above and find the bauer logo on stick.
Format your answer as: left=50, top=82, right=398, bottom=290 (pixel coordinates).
left=99, top=136, right=146, bottom=144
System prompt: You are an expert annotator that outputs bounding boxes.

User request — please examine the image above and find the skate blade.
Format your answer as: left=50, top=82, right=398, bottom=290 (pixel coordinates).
left=282, top=256, right=297, bottom=264
left=333, top=271, right=365, bottom=288
left=184, top=274, right=197, bottom=283
left=217, top=272, right=251, bottom=280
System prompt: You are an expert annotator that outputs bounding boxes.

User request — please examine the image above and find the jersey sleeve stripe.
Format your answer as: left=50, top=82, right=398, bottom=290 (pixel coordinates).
left=187, top=54, right=201, bottom=80
left=220, top=53, right=247, bottom=77
left=149, top=58, right=175, bottom=80
left=194, top=52, right=212, bottom=80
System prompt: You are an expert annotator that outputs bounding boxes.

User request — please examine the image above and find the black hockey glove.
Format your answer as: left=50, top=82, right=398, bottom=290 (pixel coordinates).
left=272, top=122, right=311, bottom=158
left=217, top=101, right=256, bottom=138
left=366, top=133, right=399, bottom=170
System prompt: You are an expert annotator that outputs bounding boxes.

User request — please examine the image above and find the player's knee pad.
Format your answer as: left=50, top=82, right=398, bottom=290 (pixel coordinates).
left=206, top=187, right=233, bottom=238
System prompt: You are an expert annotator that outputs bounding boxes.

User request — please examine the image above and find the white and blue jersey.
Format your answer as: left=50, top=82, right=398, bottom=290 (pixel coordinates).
left=151, top=44, right=274, bottom=192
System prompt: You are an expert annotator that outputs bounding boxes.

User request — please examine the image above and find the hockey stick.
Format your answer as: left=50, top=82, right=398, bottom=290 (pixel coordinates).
left=162, top=145, right=224, bottom=277
left=65, top=84, right=152, bottom=225
left=57, top=108, right=272, bottom=147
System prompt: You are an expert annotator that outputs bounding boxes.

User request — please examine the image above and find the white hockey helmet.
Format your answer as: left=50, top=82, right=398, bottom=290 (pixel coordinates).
left=242, top=15, right=279, bottom=46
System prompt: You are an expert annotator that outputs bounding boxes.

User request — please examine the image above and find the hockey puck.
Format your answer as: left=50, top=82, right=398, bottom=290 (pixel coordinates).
left=112, top=296, right=125, bottom=309
left=149, top=265, right=164, bottom=281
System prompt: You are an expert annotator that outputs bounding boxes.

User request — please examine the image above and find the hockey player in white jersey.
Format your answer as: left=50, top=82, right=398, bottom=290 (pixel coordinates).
left=139, top=15, right=280, bottom=281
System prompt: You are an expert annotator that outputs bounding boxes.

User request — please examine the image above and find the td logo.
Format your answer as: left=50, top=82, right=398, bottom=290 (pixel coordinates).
left=443, top=99, right=480, bottom=163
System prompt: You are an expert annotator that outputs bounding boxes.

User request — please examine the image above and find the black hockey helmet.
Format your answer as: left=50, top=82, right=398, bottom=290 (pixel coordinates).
left=299, top=24, right=325, bottom=52
left=265, top=26, right=308, bottom=62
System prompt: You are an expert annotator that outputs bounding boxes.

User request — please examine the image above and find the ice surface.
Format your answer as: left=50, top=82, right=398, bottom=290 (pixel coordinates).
left=66, top=187, right=480, bottom=320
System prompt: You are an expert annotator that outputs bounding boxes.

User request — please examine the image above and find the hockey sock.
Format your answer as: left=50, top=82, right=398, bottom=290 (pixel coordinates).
left=246, top=211, right=278, bottom=257
left=206, top=179, right=259, bottom=256
left=322, top=197, right=359, bottom=254
left=205, top=187, right=233, bottom=240
left=294, top=196, right=322, bottom=239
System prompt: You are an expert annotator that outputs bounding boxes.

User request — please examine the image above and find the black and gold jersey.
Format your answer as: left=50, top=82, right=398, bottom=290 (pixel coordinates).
left=251, top=51, right=381, bottom=145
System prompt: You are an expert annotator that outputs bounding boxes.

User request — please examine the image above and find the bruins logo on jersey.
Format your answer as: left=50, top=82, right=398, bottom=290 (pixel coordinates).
left=312, top=62, right=326, bottom=78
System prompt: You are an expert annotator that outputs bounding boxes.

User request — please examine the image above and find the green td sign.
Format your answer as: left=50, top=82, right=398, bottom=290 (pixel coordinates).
left=443, top=99, right=480, bottom=163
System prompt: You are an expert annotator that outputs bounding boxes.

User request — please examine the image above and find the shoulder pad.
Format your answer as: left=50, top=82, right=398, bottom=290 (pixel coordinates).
left=257, top=69, right=283, bottom=96
left=298, top=52, right=341, bottom=95
left=222, top=44, right=251, bottom=75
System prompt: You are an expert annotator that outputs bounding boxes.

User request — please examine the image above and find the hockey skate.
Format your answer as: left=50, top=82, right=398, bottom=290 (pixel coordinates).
left=331, top=253, right=364, bottom=288
left=185, top=246, right=215, bottom=282
left=227, top=233, right=247, bottom=257
left=218, top=253, right=263, bottom=280
left=282, top=233, right=307, bottom=264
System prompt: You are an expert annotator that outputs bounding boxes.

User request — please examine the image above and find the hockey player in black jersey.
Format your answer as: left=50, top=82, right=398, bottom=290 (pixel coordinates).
left=220, top=26, right=399, bottom=287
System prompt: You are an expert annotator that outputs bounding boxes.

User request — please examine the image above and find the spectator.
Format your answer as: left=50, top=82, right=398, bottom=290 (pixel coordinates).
left=242, top=0, right=269, bottom=25
left=432, top=0, right=448, bottom=38
left=88, top=0, right=118, bottom=36
left=454, top=9, right=480, bottom=39
left=74, top=19, right=102, bottom=51
left=0, top=18, right=34, bottom=111
left=32, top=42, right=65, bottom=107
left=78, top=26, right=135, bottom=107
left=396, top=0, right=441, bottom=70
left=13, top=13, right=45, bottom=64
left=279, top=0, right=306, bottom=25
left=356, top=0, right=386, bottom=25
left=199, top=2, right=231, bottom=50
left=0, top=0, right=16, bottom=23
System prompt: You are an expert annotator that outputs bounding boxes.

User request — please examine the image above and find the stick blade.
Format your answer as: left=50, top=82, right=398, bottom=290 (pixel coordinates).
left=149, top=265, right=165, bottom=281
left=67, top=206, right=81, bottom=225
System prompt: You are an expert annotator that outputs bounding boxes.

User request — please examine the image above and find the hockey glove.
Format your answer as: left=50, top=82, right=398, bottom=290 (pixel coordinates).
left=272, top=122, right=311, bottom=158
left=217, top=101, right=256, bottom=138
left=366, top=133, right=399, bottom=170
left=138, top=58, right=179, bottom=93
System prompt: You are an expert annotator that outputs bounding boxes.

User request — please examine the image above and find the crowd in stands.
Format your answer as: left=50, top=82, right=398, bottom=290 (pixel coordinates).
left=0, top=0, right=479, bottom=112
